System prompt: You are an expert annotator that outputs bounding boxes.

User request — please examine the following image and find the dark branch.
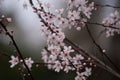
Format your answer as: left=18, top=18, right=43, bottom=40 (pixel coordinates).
left=95, top=4, right=120, bottom=8
left=0, top=21, right=34, bottom=80
left=86, top=24, right=120, bottom=72
left=28, top=0, right=120, bottom=78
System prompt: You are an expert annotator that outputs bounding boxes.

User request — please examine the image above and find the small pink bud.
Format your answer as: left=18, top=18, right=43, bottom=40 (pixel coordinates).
left=76, top=27, right=81, bottom=31
left=90, top=63, right=93, bottom=66
left=20, top=60, right=23, bottom=62
left=102, top=49, right=106, bottom=53
left=83, top=63, right=86, bottom=66
left=36, top=64, right=39, bottom=67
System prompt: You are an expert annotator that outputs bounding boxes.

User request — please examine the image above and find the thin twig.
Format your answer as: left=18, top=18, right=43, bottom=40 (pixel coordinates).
left=65, top=38, right=120, bottom=78
left=75, top=19, right=120, bottom=30
left=0, top=50, right=10, bottom=58
left=95, top=3, right=120, bottom=8
left=86, top=24, right=120, bottom=72
left=87, top=22, right=120, bottom=30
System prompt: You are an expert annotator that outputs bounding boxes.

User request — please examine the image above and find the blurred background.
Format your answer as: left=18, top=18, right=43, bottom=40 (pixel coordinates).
left=0, top=0, right=120, bottom=80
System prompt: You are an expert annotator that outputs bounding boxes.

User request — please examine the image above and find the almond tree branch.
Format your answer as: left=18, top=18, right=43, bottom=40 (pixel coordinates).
left=28, top=0, right=120, bottom=79
left=86, top=24, right=120, bottom=72
left=75, top=19, right=120, bottom=30
left=64, top=38, right=120, bottom=79
left=0, top=21, right=34, bottom=80
left=86, top=21, right=120, bottom=30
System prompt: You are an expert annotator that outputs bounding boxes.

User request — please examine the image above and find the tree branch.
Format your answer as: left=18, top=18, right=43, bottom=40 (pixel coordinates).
left=95, top=3, right=120, bottom=8
left=86, top=24, right=120, bottom=72
left=28, top=0, right=120, bottom=79
left=64, top=38, right=120, bottom=79
left=0, top=21, right=34, bottom=80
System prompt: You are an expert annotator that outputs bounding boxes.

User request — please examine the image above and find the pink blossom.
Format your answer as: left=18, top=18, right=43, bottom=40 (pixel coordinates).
left=9, top=55, right=19, bottom=68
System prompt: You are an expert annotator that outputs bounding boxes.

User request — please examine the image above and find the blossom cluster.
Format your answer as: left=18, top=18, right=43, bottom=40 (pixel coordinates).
left=75, top=67, right=91, bottom=80
left=39, top=0, right=95, bottom=31
left=102, top=11, right=120, bottom=37
left=31, top=0, right=95, bottom=80
left=9, top=55, right=34, bottom=69
left=67, top=0, right=95, bottom=30
left=68, top=0, right=95, bottom=19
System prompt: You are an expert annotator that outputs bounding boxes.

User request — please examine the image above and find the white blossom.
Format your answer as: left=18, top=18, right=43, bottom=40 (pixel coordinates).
left=9, top=55, right=19, bottom=68
left=75, top=72, right=86, bottom=80
left=41, top=49, right=48, bottom=63
left=25, top=58, right=34, bottom=69
left=53, top=61, right=63, bottom=72
left=55, top=8, right=64, bottom=15
left=63, top=46, right=74, bottom=53
left=64, top=65, right=72, bottom=73
left=83, top=67, right=92, bottom=77
left=68, top=10, right=80, bottom=21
